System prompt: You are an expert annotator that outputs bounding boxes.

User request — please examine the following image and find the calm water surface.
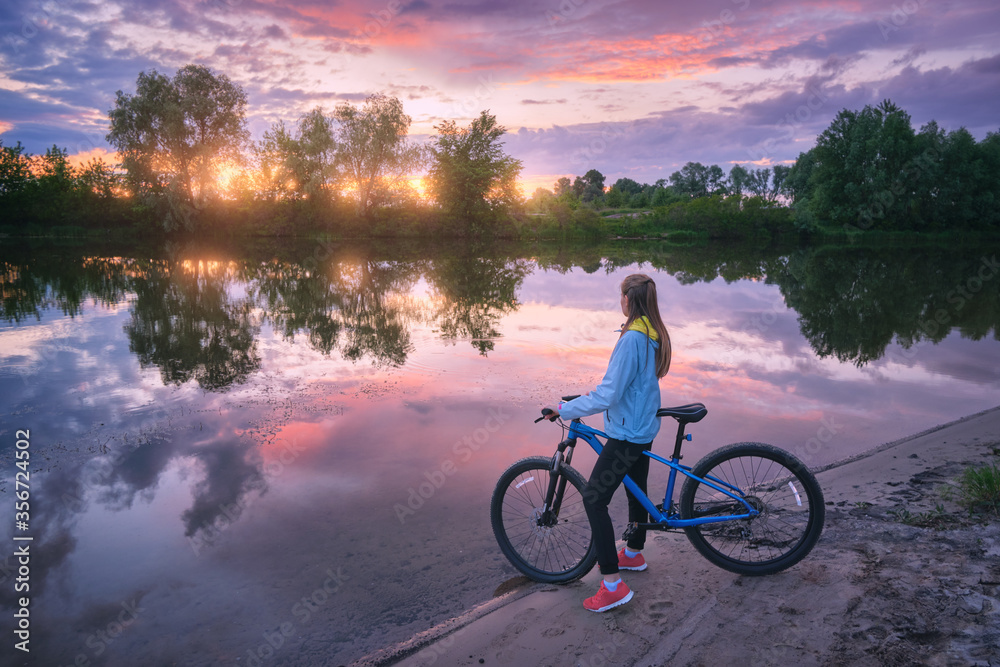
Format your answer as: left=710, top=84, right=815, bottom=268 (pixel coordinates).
left=1, top=240, right=998, bottom=666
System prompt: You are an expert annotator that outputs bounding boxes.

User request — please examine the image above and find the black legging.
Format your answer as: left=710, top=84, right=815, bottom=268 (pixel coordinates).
left=581, top=437, right=652, bottom=575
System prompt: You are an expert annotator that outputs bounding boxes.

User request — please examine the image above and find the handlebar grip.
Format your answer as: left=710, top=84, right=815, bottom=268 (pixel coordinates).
left=535, top=407, right=555, bottom=423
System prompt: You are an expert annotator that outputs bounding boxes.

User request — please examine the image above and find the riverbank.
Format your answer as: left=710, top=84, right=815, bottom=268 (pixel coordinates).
left=358, top=406, right=1000, bottom=667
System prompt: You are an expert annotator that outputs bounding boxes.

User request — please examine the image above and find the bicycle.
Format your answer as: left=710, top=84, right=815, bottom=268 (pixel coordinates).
left=490, top=399, right=825, bottom=584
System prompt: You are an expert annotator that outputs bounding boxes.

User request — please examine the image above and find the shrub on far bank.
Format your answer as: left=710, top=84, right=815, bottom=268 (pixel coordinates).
left=515, top=207, right=605, bottom=239
left=650, top=195, right=795, bottom=240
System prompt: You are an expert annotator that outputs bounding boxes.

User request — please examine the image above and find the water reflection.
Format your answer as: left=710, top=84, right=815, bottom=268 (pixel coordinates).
left=429, top=253, right=531, bottom=354
left=4, top=243, right=998, bottom=376
left=1, top=247, right=538, bottom=391
left=253, top=255, right=421, bottom=366
left=772, top=247, right=1000, bottom=365
left=125, top=260, right=262, bottom=390
left=1, top=240, right=999, bottom=666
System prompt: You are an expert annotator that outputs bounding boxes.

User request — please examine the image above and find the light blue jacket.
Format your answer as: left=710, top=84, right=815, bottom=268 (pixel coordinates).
left=559, top=329, right=661, bottom=443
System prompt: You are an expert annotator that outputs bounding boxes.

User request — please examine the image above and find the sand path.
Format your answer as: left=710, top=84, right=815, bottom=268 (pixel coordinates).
left=359, top=406, right=1000, bottom=667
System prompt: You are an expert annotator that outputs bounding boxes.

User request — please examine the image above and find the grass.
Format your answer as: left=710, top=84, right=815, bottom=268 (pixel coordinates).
left=889, top=504, right=951, bottom=529
left=956, top=459, right=1000, bottom=517
left=888, top=459, right=1000, bottom=529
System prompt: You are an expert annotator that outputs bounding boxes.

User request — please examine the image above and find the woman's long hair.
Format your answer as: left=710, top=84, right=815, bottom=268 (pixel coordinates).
left=620, top=273, right=671, bottom=378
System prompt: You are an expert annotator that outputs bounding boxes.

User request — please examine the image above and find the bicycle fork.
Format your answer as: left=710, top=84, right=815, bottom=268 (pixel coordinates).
left=539, top=436, right=578, bottom=526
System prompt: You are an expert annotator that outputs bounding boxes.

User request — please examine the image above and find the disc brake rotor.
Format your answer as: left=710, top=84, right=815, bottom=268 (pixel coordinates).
left=530, top=508, right=553, bottom=539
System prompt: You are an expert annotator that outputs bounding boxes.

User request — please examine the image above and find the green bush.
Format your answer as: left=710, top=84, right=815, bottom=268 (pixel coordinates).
left=571, top=208, right=604, bottom=237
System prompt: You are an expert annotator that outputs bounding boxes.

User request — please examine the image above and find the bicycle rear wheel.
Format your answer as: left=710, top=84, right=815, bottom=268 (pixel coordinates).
left=680, top=442, right=825, bottom=576
left=490, top=456, right=596, bottom=584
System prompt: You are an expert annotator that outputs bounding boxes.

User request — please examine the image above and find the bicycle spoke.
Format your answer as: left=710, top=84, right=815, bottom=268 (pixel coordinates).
left=491, top=459, right=597, bottom=582
left=682, top=444, right=823, bottom=575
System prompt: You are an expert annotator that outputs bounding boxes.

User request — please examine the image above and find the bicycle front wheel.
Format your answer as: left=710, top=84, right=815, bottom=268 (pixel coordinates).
left=680, top=442, right=825, bottom=576
left=490, top=456, right=596, bottom=584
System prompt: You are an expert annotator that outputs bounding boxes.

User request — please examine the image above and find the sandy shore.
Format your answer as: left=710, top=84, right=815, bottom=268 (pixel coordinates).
left=357, top=406, right=1000, bottom=667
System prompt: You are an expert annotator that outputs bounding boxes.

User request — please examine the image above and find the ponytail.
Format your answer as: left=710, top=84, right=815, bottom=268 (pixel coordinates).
left=620, top=274, right=671, bottom=378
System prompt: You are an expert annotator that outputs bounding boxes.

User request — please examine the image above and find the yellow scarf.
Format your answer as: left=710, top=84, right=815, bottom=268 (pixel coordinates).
left=626, top=315, right=659, bottom=341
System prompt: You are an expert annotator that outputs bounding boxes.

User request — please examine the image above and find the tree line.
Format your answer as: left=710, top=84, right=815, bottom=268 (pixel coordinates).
left=523, top=163, right=795, bottom=240
left=0, top=143, right=132, bottom=230
left=785, top=99, right=1000, bottom=232
left=525, top=99, right=999, bottom=237
left=1, top=62, right=997, bottom=239
left=2, top=64, right=523, bottom=237
left=530, top=162, right=789, bottom=212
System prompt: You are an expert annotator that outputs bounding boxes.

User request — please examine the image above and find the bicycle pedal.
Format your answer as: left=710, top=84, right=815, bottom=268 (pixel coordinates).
left=622, top=522, right=639, bottom=542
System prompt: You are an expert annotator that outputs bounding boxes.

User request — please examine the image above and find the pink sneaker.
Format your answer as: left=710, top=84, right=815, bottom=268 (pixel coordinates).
left=583, top=580, right=633, bottom=612
left=617, top=547, right=647, bottom=571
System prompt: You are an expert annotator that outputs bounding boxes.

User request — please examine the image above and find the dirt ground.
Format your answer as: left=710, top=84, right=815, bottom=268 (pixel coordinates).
left=357, top=407, right=1000, bottom=667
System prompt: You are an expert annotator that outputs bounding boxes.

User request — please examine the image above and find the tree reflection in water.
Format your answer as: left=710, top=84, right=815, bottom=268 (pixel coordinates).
left=2, top=242, right=998, bottom=386
left=429, top=252, right=531, bottom=355
left=770, top=246, right=1000, bottom=366
left=125, top=259, right=262, bottom=390
left=251, top=254, right=421, bottom=367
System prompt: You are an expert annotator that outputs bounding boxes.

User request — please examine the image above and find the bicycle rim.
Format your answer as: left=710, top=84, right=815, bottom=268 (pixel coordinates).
left=681, top=443, right=824, bottom=576
left=491, top=457, right=596, bottom=583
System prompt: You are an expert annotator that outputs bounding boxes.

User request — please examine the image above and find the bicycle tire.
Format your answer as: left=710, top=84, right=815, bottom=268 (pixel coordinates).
left=679, top=442, right=825, bottom=576
left=490, top=456, right=597, bottom=584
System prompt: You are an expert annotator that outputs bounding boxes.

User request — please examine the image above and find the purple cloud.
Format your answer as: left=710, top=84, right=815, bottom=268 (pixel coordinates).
left=0, top=0, right=996, bottom=188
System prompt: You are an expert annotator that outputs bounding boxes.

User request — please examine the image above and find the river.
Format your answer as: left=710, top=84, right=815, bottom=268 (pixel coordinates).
left=1, top=238, right=998, bottom=665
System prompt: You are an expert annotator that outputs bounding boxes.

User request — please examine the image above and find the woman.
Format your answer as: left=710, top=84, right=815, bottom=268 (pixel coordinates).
left=546, top=273, right=671, bottom=612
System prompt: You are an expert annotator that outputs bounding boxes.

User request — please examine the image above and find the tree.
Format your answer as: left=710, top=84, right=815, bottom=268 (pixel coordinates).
left=77, top=157, right=123, bottom=221
left=729, top=164, right=749, bottom=199
left=107, top=64, right=249, bottom=229
left=604, top=185, right=625, bottom=208
left=254, top=121, right=296, bottom=202
left=802, top=101, right=917, bottom=229
left=554, top=176, right=572, bottom=196
left=575, top=169, right=606, bottom=202
left=910, top=124, right=1000, bottom=229
left=670, top=163, right=700, bottom=196
left=556, top=185, right=579, bottom=209
left=0, top=141, right=33, bottom=218
left=669, top=162, right=727, bottom=197
left=334, top=93, right=422, bottom=217
left=628, top=191, right=648, bottom=208
left=527, top=187, right=555, bottom=214
left=784, top=150, right=816, bottom=205
left=771, top=165, right=791, bottom=201
left=706, top=164, right=728, bottom=195
left=651, top=186, right=677, bottom=207
left=32, top=146, right=77, bottom=222
left=257, top=108, right=337, bottom=203
left=77, top=157, right=119, bottom=200
left=293, top=108, right=338, bottom=201
left=612, top=177, right=643, bottom=196
left=745, top=167, right=771, bottom=199
left=428, top=110, right=523, bottom=232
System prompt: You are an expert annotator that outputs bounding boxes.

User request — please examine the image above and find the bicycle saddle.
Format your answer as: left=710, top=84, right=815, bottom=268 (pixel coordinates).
left=656, top=403, right=707, bottom=424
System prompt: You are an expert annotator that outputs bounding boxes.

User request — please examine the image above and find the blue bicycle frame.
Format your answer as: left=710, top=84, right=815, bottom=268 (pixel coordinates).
left=560, top=418, right=760, bottom=527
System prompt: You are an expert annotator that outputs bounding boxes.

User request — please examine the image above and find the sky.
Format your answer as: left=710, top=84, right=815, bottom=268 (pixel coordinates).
left=2, top=0, right=999, bottom=192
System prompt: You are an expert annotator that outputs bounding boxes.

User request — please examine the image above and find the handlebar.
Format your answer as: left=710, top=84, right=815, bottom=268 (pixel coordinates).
left=534, top=407, right=555, bottom=423
left=535, top=394, right=580, bottom=424
left=535, top=396, right=581, bottom=423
